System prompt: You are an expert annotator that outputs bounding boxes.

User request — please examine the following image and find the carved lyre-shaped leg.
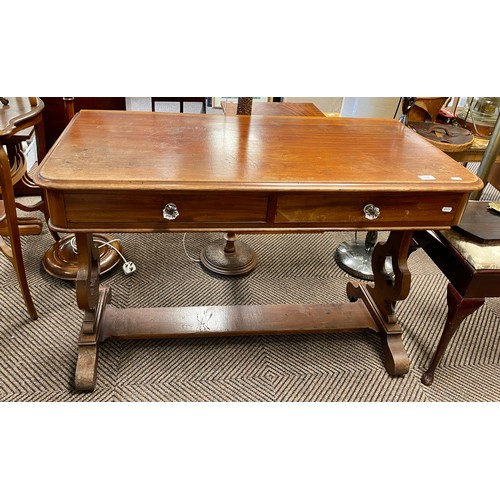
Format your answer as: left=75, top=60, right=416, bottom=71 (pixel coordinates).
left=347, top=231, right=413, bottom=375
left=74, top=232, right=111, bottom=391
left=421, top=283, right=484, bottom=386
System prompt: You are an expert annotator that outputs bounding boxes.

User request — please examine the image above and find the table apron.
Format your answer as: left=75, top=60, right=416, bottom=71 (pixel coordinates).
left=45, top=189, right=470, bottom=233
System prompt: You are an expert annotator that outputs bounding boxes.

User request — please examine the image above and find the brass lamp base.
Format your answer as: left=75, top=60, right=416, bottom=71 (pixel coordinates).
left=43, top=234, right=123, bottom=280
left=200, top=232, right=257, bottom=276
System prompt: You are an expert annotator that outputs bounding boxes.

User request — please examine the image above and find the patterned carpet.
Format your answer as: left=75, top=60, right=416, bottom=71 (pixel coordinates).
left=1, top=176, right=499, bottom=402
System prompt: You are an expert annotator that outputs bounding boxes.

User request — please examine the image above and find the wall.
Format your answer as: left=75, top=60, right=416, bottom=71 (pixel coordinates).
left=340, top=97, right=401, bottom=118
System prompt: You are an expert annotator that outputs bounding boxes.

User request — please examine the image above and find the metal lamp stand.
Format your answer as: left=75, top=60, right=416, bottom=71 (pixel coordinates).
left=335, top=231, right=393, bottom=281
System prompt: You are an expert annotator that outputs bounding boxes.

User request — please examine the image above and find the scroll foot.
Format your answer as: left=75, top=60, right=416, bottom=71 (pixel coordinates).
left=75, top=344, right=99, bottom=392
left=381, top=333, right=409, bottom=376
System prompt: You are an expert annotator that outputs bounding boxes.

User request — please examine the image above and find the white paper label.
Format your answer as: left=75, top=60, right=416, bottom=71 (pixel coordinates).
left=442, top=207, right=452, bottom=213
left=418, top=175, right=436, bottom=180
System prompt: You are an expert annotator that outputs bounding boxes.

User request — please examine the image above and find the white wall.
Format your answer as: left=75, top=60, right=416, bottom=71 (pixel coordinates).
left=340, top=97, right=401, bottom=118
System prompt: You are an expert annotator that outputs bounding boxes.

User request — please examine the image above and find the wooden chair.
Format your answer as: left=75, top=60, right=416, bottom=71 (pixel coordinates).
left=0, top=97, right=48, bottom=319
left=413, top=114, right=500, bottom=385
left=151, top=97, right=207, bottom=113
left=0, top=143, right=42, bottom=319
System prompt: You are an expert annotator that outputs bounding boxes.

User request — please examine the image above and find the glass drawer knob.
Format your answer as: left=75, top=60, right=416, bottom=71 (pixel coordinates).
left=363, top=204, right=380, bottom=220
left=163, top=203, right=179, bottom=220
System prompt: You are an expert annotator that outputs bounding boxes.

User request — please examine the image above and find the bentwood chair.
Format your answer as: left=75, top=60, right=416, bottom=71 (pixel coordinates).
left=0, top=148, right=42, bottom=319
left=0, top=97, right=47, bottom=319
left=413, top=113, right=500, bottom=386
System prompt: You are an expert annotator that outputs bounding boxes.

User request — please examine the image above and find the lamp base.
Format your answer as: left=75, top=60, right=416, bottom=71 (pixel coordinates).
left=200, top=237, right=257, bottom=276
left=335, top=239, right=393, bottom=281
left=43, top=234, right=123, bottom=280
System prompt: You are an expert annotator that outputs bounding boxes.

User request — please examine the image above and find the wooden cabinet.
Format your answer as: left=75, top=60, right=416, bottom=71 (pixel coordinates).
left=40, top=97, right=126, bottom=151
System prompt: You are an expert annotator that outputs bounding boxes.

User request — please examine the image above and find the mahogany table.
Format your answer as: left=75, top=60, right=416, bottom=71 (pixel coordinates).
left=33, top=110, right=482, bottom=391
left=221, top=101, right=324, bottom=117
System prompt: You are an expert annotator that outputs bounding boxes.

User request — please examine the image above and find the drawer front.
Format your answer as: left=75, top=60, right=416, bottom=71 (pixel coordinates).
left=62, top=191, right=270, bottom=227
left=275, top=192, right=467, bottom=228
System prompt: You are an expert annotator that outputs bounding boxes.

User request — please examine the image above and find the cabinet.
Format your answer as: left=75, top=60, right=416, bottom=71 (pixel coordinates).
left=40, top=97, right=126, bottom=150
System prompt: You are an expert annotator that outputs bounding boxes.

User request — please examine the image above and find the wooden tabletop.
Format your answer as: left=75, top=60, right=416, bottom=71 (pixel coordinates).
left=221, top=101, right=324, bottom=117
left=34, top=110, right=482, bottom=195
left=0, top=97, right=44, bottom=139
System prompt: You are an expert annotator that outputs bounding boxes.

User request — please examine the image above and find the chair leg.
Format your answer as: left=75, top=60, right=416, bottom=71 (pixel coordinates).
left=421, top=283, right=483, bottom=386
left=0, top=148, right=38, bottom=320
left=9, top=232, right=38, bottom=320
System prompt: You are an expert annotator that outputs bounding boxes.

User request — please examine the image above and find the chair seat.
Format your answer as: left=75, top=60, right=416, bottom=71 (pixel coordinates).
left=440, top=229, right=500, bottom=270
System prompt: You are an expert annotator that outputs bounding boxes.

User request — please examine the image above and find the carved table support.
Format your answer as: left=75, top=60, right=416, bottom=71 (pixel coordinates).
left=70, top=229, right=415, bottom=391
left=74, top=232, right=111, bottom=391
left=347, top=230, right=413, bottom=375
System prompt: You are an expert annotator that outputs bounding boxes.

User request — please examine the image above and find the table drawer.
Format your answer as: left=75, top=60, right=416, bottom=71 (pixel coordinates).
left=61, top=191, right=270, bottom=227
left=275, top=192, right=467, bottom=228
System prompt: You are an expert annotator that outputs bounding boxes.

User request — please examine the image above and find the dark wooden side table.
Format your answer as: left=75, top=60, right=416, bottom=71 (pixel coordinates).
left=33, top=110, right=482, bottom=391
